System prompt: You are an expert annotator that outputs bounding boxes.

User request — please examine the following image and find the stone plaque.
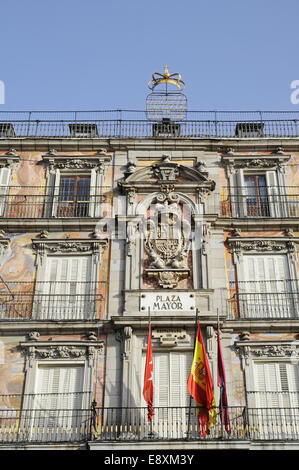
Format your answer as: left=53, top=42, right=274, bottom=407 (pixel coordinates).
left=140, top=292, right=195, bottom=312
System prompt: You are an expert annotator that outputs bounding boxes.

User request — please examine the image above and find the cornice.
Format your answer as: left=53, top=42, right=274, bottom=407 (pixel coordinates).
left=32, top=237, right=108, bottom=253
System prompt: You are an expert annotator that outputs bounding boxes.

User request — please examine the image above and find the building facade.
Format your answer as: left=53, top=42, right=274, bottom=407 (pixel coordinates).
left=0, top=85, right=299, bottom=450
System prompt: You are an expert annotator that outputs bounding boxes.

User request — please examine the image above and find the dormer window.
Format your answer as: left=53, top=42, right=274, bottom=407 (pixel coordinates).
left=235, top=122, right=264, bottom=137
left=0, top=123, right=15, bottom=138
left=69, top=123, right=98, bottom=138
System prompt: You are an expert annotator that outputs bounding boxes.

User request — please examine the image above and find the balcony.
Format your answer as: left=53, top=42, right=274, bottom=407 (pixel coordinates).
left=94, top=406, right=299, bottom=442
left=0, top=392, right=92, bottom=444
left=0, top=110, right=299, bottom=139
left=220, top=187, right=299, bottom=218
left=228, top=280, right=299, bottom=320
left=0, top=281, right=104, bottom=321
left=1, top=401, right=299, bottom=444
left=0, top=187, right=108, bottom=219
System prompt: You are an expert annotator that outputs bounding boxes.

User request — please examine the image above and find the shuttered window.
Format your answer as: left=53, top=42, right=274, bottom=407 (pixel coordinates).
left=253, top=362, right=299, bottom=409
left=142, top=351, right=193, bottom=439
left=32, top=365, right=85, bottom=431
left=232, top=169, right=280, bottom=218
left=142, top=351, right=193, bottom=408
left=241, top=254, right=292, bottom=318
left=0, top=167, right=11, bottom=216
left=40, top=256, right=92, bottom=320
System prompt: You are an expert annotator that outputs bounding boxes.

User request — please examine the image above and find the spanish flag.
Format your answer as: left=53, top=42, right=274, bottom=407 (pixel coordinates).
left=187, top=321, right=217, bottom=437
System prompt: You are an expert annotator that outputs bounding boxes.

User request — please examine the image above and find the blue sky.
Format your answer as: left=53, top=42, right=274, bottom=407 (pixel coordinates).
left=0, top=0, right=299, bottom=111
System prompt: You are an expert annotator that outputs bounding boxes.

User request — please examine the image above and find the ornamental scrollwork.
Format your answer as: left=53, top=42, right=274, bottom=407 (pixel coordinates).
left=21, top=342, right=104, bottom=370
left=144, top=192, right=191, bottom=288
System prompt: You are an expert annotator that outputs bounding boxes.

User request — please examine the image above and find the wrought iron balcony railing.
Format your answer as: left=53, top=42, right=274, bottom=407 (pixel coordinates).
left=94, top=405, right=299, bottom=442
left=2, top=187, right=299, bottom=221
left=228, top=280, right=299, bottom=320
left=0, top=187, right=110, bottom=219
left=1, top=110, right=299, bottom=138
left=0, top=392, right=93, bottom=444
left=0, top=400, right=299, bottom=444
left=0, top=281, right=104, bottom=321
left=220, top=187, right=299, bottom=218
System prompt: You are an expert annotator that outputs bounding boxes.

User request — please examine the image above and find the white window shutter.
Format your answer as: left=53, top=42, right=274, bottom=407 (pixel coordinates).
left=151, top=351, right=193, bottom=408
left=233, top=169, right=246, bottom=217
left=51, top=169, right=61, bottom=217
left=254, top=362, right=299, bottom=408
left=0, top=167, right=11, bottom=216
left=243, top=255, right=291, bottom=318
left=265, top=171, right=279, bottom=217
left=35, top=365, right=84, bottom=432
left=88, top=169, right=97, bottom=217
left=43, top=256, right=91, bottom=320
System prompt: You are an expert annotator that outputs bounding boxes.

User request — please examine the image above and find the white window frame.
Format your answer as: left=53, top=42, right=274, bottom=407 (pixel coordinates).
left=32, top=238, right=107, bottom=321
left=236, top=339, right=299, bottom=440
left=20, top=340, right=104, bottom=442
left=42, top=153, right=110, bottom=218
left=228, top=237, right=299, bottom=319
left=222, top=153, right=290, bottom=219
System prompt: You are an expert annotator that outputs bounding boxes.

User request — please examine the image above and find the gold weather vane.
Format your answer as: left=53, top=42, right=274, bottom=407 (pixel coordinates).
left=148, top=65, right=185, bottom=91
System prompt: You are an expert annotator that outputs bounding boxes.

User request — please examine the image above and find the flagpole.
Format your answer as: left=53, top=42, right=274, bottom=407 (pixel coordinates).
left=217, top=308, right=224, bottom=438
left=187, top=307, right=198, bottom=439
left=148, top=307, right=153, bottom=436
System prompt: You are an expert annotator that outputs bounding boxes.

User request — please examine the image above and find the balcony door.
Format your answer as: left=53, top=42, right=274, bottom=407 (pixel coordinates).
left=244, top=176, right=269, bottom=217
left=36, top=256, right=92, bottom=320
left=250, top=362, right=299, bottom=440
left=241, top=255, right=293, bottom=318
left=142, top=351, right=193, bottom=439
left=28, top=365, right=85, bottom=442
left=0, top=167, right=11, bottom=217
left=57, top=176, right=91, bottom=217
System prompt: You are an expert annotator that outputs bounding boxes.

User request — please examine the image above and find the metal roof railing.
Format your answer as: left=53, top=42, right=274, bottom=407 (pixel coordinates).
left=0, top=110, right=299, bottom=139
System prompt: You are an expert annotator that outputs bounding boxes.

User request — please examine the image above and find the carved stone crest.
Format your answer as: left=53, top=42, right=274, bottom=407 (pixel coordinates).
left=144, top=192, right=190, bottom=288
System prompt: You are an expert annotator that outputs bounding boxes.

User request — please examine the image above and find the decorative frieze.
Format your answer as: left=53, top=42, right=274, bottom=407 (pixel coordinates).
left=32, top=238, right=108, bottom=264
left=222, top=152, right=290, bottom=175
left=21, top=341, right=104, bottom=370
left=227, top=238, right=298, bottom=263
left=235, top=340, right=299, bottom=368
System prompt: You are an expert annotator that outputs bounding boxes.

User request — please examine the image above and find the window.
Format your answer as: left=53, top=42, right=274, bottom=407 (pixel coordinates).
left=142, top=351, right=193, bottom=439
left=233, top=170, right=281, bottom=218
left=32, top=238, right=107, bottom=321
left=35, top=255, right=93, bottom=320
left=57, top=176, right=91, bottom=217
left=241, top=254, right=293, bottom=318
left=244, top=175, right=269, bottom=217
left=29, top=364, right=85, bottom=441
left=42, top=154, right=109, bottom=219
left=250, top=361, right=299, bottom=439
left=0, top=167, right=11, bottom=216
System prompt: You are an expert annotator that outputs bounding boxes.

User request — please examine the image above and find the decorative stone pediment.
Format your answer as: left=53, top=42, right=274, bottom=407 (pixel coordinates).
left=227, top=237, right=298, bottom=263
left=41, top=151, right=110, bottom=173
left=0, top=150, right=20, bottom=169
left=32, top=238, right=107, bottom=254
left=20, top=340, right=105, bottom=370
left=235, top=340, right=299, bottom=368
left=222, top=151, right=290, bottom=175
left=32, top=238, right=108, bottom=267
left=118, top=155, right=215, bottom=195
